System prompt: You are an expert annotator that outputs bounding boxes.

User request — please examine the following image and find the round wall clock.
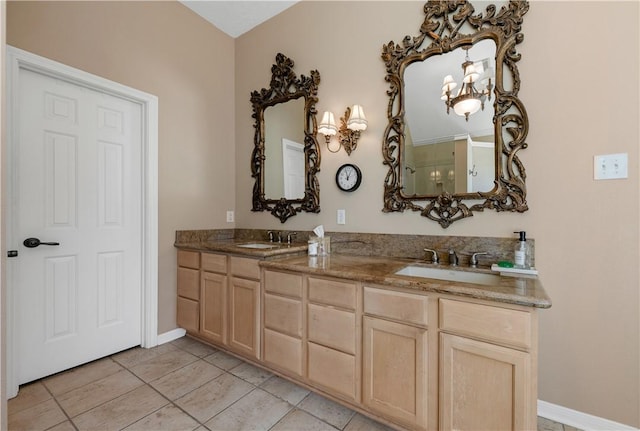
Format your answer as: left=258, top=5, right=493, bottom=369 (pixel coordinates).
left=335, top=163, right=362, bottom=192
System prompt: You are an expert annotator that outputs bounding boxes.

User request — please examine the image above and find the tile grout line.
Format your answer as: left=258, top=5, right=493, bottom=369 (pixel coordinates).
left=116, top=342, right=226, bottom=430
left=136, top=376, right=207, bottom=430
left=39, top=381, right=79, bottom=431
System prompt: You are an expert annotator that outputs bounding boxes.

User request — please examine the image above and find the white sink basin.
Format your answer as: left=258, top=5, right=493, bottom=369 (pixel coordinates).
left=236, top=243, right=277, bottom=249
left=394, top=265, right=502, bottom=286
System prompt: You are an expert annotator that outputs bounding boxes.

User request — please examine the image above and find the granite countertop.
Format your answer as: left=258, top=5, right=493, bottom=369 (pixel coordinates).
left=175, top=239, right=308, bottom=258
left=260, top=254, right=552, bottom=309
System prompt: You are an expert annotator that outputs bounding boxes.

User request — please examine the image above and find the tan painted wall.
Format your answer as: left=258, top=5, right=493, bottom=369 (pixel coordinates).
left=236, top=1, right=640, bottom=426
left=6, top=1, right=236, bottom=334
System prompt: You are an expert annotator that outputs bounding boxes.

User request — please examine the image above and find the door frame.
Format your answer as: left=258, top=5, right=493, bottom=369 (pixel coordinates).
left=5, top=46, right=159, bottom=397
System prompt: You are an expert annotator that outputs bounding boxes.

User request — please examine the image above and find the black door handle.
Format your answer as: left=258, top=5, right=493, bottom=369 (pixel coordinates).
left=23, top=238, right=60, bottom=248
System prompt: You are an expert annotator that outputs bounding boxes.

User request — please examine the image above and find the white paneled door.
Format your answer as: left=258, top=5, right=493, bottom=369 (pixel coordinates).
left=282, top=138, right=305, bottom=200
left=14, top=67, right=143, bottom=384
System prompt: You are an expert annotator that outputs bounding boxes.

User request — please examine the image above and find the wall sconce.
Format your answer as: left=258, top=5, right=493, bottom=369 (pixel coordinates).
left=318, top=104, right=368, bottom=155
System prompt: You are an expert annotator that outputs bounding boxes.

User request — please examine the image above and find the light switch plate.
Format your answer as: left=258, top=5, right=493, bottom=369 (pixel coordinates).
left=337, top=209, right=346, bottom=225
left=594, top=153, right=628, bottom=180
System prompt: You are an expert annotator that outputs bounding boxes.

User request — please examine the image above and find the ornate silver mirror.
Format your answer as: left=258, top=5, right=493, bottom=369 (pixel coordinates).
left=251, top=53, right=321, bottom=223
left=382, top=0, right=529, bottom=227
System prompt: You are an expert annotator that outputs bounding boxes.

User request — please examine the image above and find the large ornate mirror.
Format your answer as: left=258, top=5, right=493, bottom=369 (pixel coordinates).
left=382, top=0, right=529, bottom=227
left=251, top=53, right=321, bottom=222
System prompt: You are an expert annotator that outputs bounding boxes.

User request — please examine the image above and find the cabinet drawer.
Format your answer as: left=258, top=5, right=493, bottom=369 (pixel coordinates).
left=308, top=277, right=356, bottom=310
left=264, top=270, right=303, bottom=298
left=439, top=299, right=532, bottom=350
left=177, top=250, right=199, bottom=269
left=308, top=342, right=356, bottom=400
left=177, top=296, right=199, bottom=333
left=364, top=286, right=428, bottom=327
left=263, top=328, right=303, bottom=377
left=308, top=304, right=355, bottom=354
left=264, top=293, right=302, bottom=337
left=230, top=256, right=260, bottom=280
left=201, top=252, right=227, bottom=274
left=177, top=267, right=200, bottom=300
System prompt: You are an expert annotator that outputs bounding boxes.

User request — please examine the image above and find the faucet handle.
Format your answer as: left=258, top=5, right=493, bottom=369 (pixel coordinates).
left=267, top=230, right=275, bottom=242
left=423, top=248, right=439, bottom=264
left=470, top=251, right=489, bottom=267
left=287, top=232, right=297, bottom=244
left=448, top=250, right=459, bottom=266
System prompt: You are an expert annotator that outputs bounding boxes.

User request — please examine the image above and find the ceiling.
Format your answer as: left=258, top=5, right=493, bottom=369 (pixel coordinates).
left=180, top=1, right=299, bottom=38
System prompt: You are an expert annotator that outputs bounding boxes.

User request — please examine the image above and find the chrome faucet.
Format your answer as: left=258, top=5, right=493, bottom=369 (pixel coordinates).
left=470, top=252, right=489, bottom=268
left=267, top=231, right=276, bottom=242
left=423, top=248, right=439, bottom=264
left=448, top=250, right=459, bottom=266
left=286, top=232, right=297, bottom=244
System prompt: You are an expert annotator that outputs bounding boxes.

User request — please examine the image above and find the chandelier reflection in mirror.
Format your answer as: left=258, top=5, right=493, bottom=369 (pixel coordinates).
left=442, top=47, right=493, bottom=121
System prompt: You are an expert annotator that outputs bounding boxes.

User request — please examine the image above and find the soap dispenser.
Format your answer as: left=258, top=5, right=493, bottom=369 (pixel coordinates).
left=513, top=231, right=531, bottom=269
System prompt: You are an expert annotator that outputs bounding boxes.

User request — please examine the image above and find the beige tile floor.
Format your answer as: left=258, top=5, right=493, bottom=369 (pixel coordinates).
left=9, top=336, right=580, bottom=431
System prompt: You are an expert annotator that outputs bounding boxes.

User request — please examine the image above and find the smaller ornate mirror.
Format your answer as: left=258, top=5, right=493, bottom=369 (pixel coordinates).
left=251, top=53, right=321, bottom=222
left=382, top=0, right=530, bottom=227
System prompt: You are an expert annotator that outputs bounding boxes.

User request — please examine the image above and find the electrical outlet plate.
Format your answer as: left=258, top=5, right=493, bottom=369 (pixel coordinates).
left=594, top=153, right=628, bottom=180
left=337, top=209, right=346, bottom=225
left=226, top=211, right=234, bottom=223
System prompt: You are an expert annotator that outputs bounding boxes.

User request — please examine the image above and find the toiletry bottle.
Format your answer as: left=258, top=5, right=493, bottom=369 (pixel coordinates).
left=513, top=231, right=530, bottom=269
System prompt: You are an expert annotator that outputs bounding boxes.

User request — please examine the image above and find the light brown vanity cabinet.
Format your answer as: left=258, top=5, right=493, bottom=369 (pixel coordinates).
left=362, top=286, right=429, bottom=431
left=179, top=252, right=542, bottom=431
left=306, top=277, right=360, bottom=403
left=176, top=250, right=200, bottom=333
left=438, top=298, right=536, bottom=431
left=176, top=251, right=261, bottom=360
left=262, top=269, right=304, bottom=377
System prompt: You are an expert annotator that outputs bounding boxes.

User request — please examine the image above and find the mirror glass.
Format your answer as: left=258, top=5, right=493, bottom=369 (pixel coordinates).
left=382, top=0, right=530, bottom=228
left=251, top=53, right=321, bottom=223
left=402, top=39, right=496, bottom=196
left=264, top=98, right=306, bottom=200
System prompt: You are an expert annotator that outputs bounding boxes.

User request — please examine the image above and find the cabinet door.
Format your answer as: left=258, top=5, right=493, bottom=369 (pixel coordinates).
left=229, top=277, right=260, bottom=359
left=439, top=333, right=532, bottom=431
left=363, top=317, right=428, bottom=430
left=200, top=271, right=227, bottom=345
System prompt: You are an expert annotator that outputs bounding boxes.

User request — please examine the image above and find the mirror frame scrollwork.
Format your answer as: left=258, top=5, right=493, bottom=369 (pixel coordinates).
left=381, top=0, right=530, bottom=228
left=251, top=53, right=321, bottom=223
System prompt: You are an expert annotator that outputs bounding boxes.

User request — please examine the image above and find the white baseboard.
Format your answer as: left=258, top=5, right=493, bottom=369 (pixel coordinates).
left=538, top=400, right=638, bottom=431
left=156, top=328, right=187, bottom=345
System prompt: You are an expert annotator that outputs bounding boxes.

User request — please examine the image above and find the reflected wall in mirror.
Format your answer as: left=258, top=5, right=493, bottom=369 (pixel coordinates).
left=251, top=53, right=321, bottom=223
left=382, top=0, right=530, bottom=228
left=264, top=98, right=306, bottom=200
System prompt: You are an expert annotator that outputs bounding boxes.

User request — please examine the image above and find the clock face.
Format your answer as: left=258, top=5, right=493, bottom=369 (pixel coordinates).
left=336, top=164, right=362, bottom=192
